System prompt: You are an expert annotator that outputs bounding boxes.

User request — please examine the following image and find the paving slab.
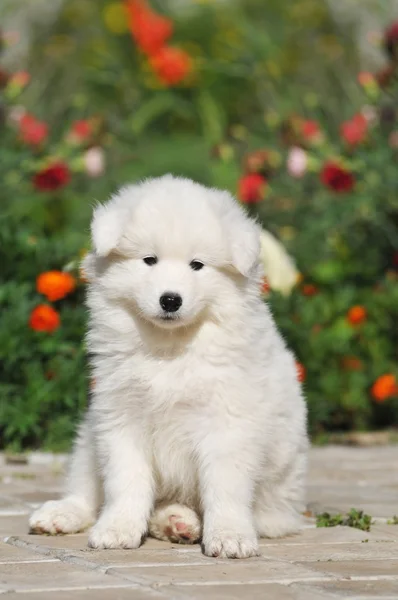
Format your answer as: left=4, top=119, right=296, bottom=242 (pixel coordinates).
left=169, top=582, right=337, bottom=600
left=1, top=591, right=164, bottom=600
left=297, top=558, right=398, bottom=579
left=0, top=560, right=141, bottom=593
left=291, top=579, right=398, bottom=599
left=107, top=560, right=336, bottom=587
left=0, top=540, right=58, bottom=563
left=0, top=445, right=398, bottom=599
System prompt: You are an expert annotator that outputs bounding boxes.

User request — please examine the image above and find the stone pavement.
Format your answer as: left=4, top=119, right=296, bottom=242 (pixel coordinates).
left=1, top=446, right=398, bottom=599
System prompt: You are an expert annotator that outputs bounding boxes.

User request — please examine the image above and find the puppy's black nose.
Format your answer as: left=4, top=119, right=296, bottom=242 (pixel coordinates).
left=159, top=293, right=182, bottom=313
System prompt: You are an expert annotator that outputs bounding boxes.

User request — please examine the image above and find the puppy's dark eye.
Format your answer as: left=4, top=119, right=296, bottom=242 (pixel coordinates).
left=143, top=256, right=158, bottom=266
left=190, top=260, right=204, bottom=271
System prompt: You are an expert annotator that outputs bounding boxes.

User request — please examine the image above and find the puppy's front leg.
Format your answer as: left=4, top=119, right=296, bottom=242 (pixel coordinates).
left=88, top=423, right=153, bottom=549
left=198, top=428, right=260, bottom=559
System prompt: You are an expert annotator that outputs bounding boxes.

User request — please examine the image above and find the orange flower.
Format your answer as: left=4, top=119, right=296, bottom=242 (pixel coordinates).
left=9, top=70, right=30, bottom=88
left=302, top=283, right=318, bottom=296
left=296, top=362, right=306, bottom=383
left=29, top=305, right=60, bottom=333
left=37, top=271, right=76, bottom=302
left=347, top=305, right=367, bottom=326
left=125, top=0, right=173, bottom=55
left=149, top=46, right=192, bottom=86
left=358, top=71, right=375, bottom=87
left=371, top=374, right=398, bottom=403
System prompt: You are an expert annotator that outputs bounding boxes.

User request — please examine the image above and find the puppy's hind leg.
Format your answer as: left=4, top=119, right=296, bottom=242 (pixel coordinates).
left=254, top=452, right=306, bottom=539
left=149, top=504, right=201, bottom=545
left=29, top=415, right=100, bottom=535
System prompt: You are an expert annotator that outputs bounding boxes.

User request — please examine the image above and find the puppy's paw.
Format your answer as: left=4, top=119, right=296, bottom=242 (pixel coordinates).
left=88, top=513, right=146, bottom=549
left=29, top=498, right=94, bottom=535
left=203, top=531, right=259, bottom=559
left=149, top=504, right=201, bottom=544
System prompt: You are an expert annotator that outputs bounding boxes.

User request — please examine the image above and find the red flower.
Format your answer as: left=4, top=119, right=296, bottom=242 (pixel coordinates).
left=70, top=120, right=92, bottom=142
left=29, top=305, right=60, bottom=333
left=261, top=277, right=270, bottom=294
left=320, top=161, right=355, bottom=193
left=342, top=356, right=363, bottom=371
left=33, top=161, right=71, bottom=192
left=385, top=21, right=398, bottom=60
left=149, top=46, right=192, bottom=86
left=301, top=120, right=320, bottom=140
left=296, top=362, right=306, bottom=383
left=340, top=113, right=367, bottom=146
left=125, top=0, right=173, bottom=55
left=302, top=284, right=318, bottom=296
left=238, top=173, right=267, bottom=203
left=19, top=114, right=48, bottom=146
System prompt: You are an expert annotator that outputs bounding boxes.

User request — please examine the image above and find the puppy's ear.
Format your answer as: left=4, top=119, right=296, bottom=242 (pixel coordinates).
left=229, top=217, right=261, bottom=277
left=91, top=203, right=126, bottom=257
left=90, top=186, right=137, bottom=256
left=213, top=190, right=261, bottom=277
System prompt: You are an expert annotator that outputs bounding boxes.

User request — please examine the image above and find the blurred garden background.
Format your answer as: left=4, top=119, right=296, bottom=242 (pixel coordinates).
left=1, top=0, right=398, bottom=451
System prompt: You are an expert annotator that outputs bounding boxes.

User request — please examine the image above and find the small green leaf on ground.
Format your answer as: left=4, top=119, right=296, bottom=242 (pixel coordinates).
left=387, top=516, right=398, bottom=525
left=316, top=508, right=372, bottom=531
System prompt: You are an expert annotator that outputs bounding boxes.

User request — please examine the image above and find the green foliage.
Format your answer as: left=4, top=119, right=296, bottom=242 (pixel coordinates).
left=316, top=509, right=372, bottom=531
left=0, top=0, right=397, bottom=449
left=0, top=222, right=88, bottom=451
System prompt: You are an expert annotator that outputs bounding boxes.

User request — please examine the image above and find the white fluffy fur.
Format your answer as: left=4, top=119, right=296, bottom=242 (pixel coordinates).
left=30, top=175, right=308, bottom=559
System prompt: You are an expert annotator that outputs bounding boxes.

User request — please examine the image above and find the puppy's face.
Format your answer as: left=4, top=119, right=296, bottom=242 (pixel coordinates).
left=89, top=176, right=261, bottom=330
left=118, top=252, right=221, bottom=330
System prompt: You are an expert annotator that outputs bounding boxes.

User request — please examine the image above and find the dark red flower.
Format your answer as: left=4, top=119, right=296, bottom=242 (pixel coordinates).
left=385, top=21, right=398, bottom=61
left=320, top=161, right=355, bottom=193
left=340, top=113, right=367, bottom=146
left=33, top=161, right=71, bottom=192
left=238, top=173, right=267, bottom=203
left=302, top=284, right=318, bottom=297
left=149, top=46, right=192, bottom=86
left=125, top=0, right=173, bottom=55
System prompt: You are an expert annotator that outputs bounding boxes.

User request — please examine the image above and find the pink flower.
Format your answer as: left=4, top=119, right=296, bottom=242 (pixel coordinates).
left=8, top=105, right=26, bottom=124
left=84, top=147, right=105, bottom=177
left=287, top=147, right=308, bottom=178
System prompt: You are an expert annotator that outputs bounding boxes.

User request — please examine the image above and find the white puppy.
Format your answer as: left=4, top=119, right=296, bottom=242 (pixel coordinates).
left=30, top=175, right=308, bottom=559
